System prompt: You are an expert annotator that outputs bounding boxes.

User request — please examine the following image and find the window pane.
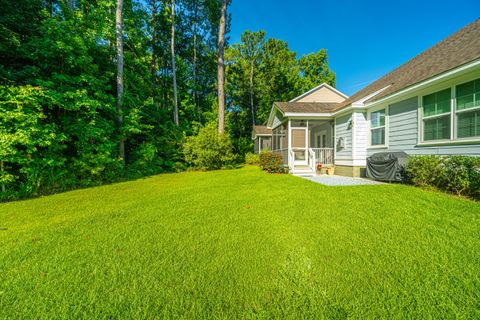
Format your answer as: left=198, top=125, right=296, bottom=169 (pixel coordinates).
left=371, top=109, right=385, bottom=128
left=371, top=127, right=385, bottom=145
left=423, top=89, right=451, bottom=116
left=423, top=93, right=436, bottom=117
left=457, top=80, right=475, bottom=111
left=458, top=110, right=479, bottom=138
left=436, top=88, right=451, bottom=114
left=457, top=94, right=475, bottom=110
left=476, top=79, right=480, bottom=106
left=423, top=116, right=450, bottom=141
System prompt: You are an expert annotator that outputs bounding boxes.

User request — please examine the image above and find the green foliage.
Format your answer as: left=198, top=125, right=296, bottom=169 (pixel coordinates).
left=406, top=155, right=480, bottom=199
left=298, top=49, right=336, bottom=90
left=259, top=151, right=285, bottom=173
left=0, top=0, right=225, bottom=200
left=0, top=85, right=66, bottom=199
left=244, top=152, right=259, bottom=165
left=1, top=167, right=479, bottom=318
left=183, top=123, right=236, bottom=170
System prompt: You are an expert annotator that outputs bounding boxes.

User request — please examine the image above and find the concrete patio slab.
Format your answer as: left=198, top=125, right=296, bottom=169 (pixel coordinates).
left=299, top=174, right=384, bottom=186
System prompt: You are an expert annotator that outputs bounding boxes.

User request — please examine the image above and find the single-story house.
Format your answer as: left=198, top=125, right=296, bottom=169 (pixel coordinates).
left=252, top=125, right=272, bottom=153
left=264, top=18, right=480, bottom=176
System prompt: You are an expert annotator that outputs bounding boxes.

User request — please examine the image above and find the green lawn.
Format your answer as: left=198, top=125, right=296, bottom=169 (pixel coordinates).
left=0, top=166, right=479, bottom=319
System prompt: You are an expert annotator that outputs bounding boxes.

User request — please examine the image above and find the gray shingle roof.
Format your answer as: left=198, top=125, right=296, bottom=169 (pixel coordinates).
left=274, top=102, right=340, bottom=113
left=252, top=125, right=272, bottom=137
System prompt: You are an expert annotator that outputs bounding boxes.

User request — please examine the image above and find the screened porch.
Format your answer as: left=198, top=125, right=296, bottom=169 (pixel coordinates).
left=271, top=119, right=335, bottom=172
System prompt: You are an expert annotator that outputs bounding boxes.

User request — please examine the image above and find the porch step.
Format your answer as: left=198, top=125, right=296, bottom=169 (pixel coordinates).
left=291, top=165, right=315, bottom=176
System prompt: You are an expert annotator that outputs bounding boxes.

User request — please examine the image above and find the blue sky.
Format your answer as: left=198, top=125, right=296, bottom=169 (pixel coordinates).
left=229, top=0, right=480, bottom=96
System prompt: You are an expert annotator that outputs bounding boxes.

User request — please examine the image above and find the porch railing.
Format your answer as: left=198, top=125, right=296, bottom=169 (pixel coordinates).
left=309, top=148, right=334, bottom=169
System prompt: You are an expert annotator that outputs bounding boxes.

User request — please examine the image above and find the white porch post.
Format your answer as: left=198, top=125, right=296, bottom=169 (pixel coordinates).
left=287, top=119, right=291, bottom=168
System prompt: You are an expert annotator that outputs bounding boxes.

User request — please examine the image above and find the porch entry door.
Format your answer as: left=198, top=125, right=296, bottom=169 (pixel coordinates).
left=291, top=127, right=308, bottom=166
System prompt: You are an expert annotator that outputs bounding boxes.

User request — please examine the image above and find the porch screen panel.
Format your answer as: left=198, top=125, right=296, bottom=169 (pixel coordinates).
left=291, top=129, right=306, bottom=148
left=280, top=123, right=288, bottom=149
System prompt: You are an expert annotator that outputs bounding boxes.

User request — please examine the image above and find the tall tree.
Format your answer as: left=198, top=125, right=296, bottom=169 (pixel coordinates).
left=298, top=49, right=336, bottom=91
left=116, top=0, right=125, bottom=163
left=217, top=0, right=227, bottom=134
left=192, top=0, right=199, bottom=119
left=171, top=0, right=179, bottom=126
left=150, top=0, right=157, bottom=81
left=241, top=31, right=265, bottom=127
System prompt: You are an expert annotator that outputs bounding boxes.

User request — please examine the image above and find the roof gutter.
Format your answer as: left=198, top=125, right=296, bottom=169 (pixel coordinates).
left=284, top=112, right=333, bottom=118
left=365, top=58, right=480, bottom=108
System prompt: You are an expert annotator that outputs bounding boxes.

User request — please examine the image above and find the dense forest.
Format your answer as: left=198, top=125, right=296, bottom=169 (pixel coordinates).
left=0, top=0, right=335, bottom=200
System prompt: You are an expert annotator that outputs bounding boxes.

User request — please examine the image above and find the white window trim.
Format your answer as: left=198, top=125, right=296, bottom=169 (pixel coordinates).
left=367, top=105, right=389, bottom=148
left=455, top=79, right=480, bottom=140
left=418, top=80, right=480, bottom=145
left=419, top=86, right=453, bottom=143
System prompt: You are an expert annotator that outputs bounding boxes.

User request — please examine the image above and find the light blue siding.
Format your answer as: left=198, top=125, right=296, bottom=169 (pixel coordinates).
left=335, top=113, right=352, bottom=162
left=367, top=97, right=480, bottom=157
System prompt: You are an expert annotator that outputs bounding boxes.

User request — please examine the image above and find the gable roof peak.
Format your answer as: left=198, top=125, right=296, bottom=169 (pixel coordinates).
left=289, top=83, right=349, bottom=102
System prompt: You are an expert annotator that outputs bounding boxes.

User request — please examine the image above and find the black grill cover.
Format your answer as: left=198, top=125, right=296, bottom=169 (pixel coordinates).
left=366, top=152, right=409, bottom=182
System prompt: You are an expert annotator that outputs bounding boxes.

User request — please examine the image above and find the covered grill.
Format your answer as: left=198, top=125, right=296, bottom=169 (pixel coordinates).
left=366, top=152, right=409, bottom=182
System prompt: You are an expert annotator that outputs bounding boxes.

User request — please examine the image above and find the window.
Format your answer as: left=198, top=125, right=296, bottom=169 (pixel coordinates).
left=422, top=88, right=451, bottom=141
left=456, top=79, right=480, bottom=138
left=370, top=109, right=386, bottom=146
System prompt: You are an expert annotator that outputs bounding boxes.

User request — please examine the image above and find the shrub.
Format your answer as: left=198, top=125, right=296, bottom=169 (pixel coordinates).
left=245, top=152, right=260, bottom=165
left=259, top=152, right=285, bottom=173
left=183, top=123, right=236, bottom=170
left=406, top=155, right=447, bottom=188
left=406, top=155, right=480, bottom=199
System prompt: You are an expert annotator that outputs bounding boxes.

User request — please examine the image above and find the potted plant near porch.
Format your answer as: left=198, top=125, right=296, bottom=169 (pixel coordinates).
left=316, top=163, right=325, bottom=175
left=326, top=166, right=335, bottom=175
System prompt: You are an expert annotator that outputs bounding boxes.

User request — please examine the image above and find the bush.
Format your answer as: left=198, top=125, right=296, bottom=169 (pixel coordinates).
left=406, top=155, right=480, bottom=199
left=259, top=152, right=285, bottom=173
left=245, top=152, right=260, bottom=165
left=183, top=123, right=236, bottom=170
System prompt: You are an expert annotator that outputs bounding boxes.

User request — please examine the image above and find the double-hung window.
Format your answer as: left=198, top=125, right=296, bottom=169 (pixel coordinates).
left=422, top=88, right=451, bottom=141
left=456, top=79, right=480, bottom=138
left=370, top=109, right=386, bottom=146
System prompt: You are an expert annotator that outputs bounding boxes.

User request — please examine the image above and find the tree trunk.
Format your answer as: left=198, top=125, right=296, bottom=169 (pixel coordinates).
left=171, top=0, right=179, bottom=126
left=116, top=0, right=125, bottom=164
left=46, top=0, right=53, bottom=16
left=1, top=161, right=5, bottom=193
left=193, top=0, right=199, bottom=121
left=217, top=0, right=227, bottom=134
left=150, top=0, right=157, bottom=81
left=249, top=63, right=255, bottom=127
left=67, top=0, right=74, bottom=11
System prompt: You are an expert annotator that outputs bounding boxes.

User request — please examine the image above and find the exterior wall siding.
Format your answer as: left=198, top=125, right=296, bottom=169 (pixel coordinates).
left=297, top=86, right=346, bottom=103
left=271, top=110, right=284, bottom=129
left=353, top=112, right=368, bottom=166
left=260, top=136, right=272, bottom=151
left=334, top=113, right=353, bottom=165
left=366, top=96, right=480, bottom=157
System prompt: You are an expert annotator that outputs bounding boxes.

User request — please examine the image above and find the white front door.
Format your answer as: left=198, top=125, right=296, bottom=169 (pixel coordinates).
left=291, top=127, right=308, bottom=166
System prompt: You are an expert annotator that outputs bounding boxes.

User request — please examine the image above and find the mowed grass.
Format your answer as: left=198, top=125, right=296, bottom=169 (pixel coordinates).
left=0, top=166, right=479, bottom=319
